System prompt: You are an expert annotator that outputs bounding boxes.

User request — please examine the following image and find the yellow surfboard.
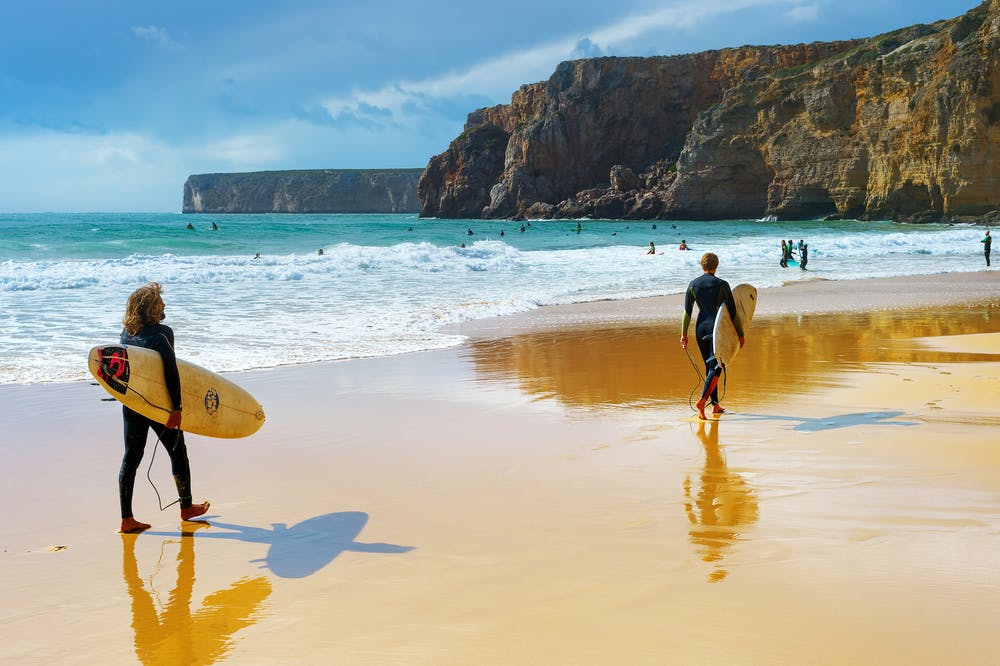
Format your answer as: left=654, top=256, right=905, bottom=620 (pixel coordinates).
left=88, top=344, right=265, bottom=439
left=712, top=283, right=757, bottom=368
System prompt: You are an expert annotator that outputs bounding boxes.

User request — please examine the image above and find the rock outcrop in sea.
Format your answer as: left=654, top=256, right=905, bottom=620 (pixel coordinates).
left=418, top=0, right=1000, bottom=222
left=183, top=169, right=422, bottom=214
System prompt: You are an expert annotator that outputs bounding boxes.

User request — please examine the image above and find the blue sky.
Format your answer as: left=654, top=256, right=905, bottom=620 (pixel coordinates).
left=0, top=0, right=981, bottom=212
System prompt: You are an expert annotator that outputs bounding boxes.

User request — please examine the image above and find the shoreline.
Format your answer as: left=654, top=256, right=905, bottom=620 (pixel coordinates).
left=5, top=270, right=997, bottom=391
left=446, top=269, right=1000, bottom=339
left=3, top=270, right=999, bottom=663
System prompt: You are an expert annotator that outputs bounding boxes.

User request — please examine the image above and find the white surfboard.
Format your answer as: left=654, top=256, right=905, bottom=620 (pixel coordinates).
left=88, top=344, right=265, bottom=439
left=712, top=283, right=757, bottom=368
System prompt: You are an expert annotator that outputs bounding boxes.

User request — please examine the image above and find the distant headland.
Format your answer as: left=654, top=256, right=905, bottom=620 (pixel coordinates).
left=182, top=169, right=423, bottom=214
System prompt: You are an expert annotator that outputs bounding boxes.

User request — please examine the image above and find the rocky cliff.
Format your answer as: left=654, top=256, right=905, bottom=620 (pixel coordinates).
left=183, top=169, right=423, bottom=214
left=419, top=0, right=1000, bottom=222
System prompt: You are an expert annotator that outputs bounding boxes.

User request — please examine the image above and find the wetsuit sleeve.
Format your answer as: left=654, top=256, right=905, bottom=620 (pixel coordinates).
left=681, top=284, right=695, bottom=334
left=722, top=282, right=744, bottom=339
left=156, top=331, right=182, bottom=411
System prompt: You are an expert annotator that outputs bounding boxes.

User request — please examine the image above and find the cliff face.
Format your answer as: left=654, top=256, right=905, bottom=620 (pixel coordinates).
left=419, top=0, right=1000, bottom=221
left=183, top=169, right=423, bottom=214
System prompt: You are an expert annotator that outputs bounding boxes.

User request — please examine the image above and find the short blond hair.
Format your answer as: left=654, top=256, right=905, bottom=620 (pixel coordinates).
left=701, top=252, right=719, bottom=272
left=123, top=282, right=163, bottom=335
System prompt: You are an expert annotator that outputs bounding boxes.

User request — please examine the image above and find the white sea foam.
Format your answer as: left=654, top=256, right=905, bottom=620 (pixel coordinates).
left=0, top=216, right=990, bottom=384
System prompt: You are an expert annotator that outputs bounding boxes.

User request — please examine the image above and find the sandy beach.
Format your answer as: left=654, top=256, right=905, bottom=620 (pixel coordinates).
left=2, top=271, right=999, bottom=664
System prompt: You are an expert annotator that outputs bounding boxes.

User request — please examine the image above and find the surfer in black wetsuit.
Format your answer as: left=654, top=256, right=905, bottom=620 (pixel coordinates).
left=117, top=282, right=210, bottom=533
left=680, top=253, right=744, bottom=420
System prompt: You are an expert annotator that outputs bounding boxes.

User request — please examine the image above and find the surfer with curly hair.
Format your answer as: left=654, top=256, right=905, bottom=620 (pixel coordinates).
left=118, top=282, right=210, bottom=533
left=680, top=253, right=744, bottom=420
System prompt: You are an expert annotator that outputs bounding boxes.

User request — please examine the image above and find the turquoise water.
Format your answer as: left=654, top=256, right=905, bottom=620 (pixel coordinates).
left=0, top=212, right=989, bottom=384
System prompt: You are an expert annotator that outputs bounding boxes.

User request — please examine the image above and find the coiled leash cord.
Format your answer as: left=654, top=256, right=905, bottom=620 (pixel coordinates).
left=98, top=353, right=181, bottom=512
left=682, top=342, right=727, bottom=413
left=125, top=383, right=181, bottom=512
left=145, top=432, right=180, bottom=512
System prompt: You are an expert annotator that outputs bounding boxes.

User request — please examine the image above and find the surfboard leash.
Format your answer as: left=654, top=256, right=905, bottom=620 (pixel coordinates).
left=145, top=432, right=181, bottom=512
left=682, top=344, right=728, bottom=412
left=115, top=382, right=182, bottom=510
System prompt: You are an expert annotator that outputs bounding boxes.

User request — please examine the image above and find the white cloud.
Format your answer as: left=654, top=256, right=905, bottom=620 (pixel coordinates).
left=320, top=0, right=801, bottom=125
left=785, top=3, right=821, bottom=23
left=0, top=120, right=423, bottom=211
left=0, top=130, right=183, bottom=211
left=131, top=25, right=184, bottom=51
left=197, top=133, right=287, bottom=165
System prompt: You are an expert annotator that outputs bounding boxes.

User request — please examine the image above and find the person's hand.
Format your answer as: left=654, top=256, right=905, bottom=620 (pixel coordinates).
left=680, top=334, right=688, bottom=349
left=739, top=336, right=746, bottom=349
left=166, top=409, right=182, bottom=430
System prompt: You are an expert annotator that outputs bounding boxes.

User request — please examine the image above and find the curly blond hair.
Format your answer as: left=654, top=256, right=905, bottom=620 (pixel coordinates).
left=123, top=282, right=163, bottom=335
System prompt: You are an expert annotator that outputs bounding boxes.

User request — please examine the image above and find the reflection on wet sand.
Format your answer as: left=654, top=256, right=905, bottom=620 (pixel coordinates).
left=684, top=420, right=759, bottom=583
left=122, top=526, right=271, bottom=665
left=465, top=306, right=999, bottom=408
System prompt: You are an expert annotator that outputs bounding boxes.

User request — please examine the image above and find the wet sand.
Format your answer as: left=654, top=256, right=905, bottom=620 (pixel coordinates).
left=1, top=272, right=999, bottom=664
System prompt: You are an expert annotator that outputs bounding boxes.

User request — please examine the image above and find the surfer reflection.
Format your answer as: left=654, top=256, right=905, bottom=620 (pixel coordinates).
left=121, top=525, right=271, bottom=664
left=683, top=420, right=759, bottom=583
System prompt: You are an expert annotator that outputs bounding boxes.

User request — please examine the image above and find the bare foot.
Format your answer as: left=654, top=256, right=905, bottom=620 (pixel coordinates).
left=181, top=501, right=211, bottom=521
left=712, top=404, right=726, bottom=415
left=695, top=397, right=708, bottom=420
left=120, top=517, right=151, bottom=533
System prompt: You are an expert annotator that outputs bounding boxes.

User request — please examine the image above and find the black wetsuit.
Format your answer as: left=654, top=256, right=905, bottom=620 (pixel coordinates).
left=983, top=234, right=992, bottom=267
left=118, top=323, right=193, bottom=519
left=684, top=273, right=742, bottom=405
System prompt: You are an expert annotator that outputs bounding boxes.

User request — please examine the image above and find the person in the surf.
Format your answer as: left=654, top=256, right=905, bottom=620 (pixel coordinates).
left=117, top=282, right=210, bottom=533
left=982, top=230, right=992, bottom=267
left=680, top=253, right=745, bottom=420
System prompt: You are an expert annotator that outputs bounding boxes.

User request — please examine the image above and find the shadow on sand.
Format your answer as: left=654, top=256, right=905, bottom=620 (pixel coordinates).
left=734, top=410, right=919, bottom=431
left=148, top=510, right=414, bottom=578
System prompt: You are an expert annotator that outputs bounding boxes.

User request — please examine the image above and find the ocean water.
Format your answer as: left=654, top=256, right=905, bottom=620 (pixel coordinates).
left=0, top=212, right=990, bottom=385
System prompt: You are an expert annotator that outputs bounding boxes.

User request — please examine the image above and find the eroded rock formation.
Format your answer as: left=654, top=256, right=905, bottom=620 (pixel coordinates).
left=419, top=0, right=1000, bottom=222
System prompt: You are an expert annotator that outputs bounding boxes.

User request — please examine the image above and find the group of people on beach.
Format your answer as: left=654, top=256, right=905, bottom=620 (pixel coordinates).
left=114, top=259, right=744, bottom=533
left=115, top=226, right=994, bottom=532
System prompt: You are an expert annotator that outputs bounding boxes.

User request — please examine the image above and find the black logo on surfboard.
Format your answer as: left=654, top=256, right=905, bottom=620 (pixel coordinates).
left=204, top=388, right=220, bottom=416
left=98, top=346, right=130, bottom=395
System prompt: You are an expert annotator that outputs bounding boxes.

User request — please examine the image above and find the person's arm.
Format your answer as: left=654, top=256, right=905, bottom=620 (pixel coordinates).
left=156, top=331, right=183, bottom=428
left=680, top=287, right=694, bottom=348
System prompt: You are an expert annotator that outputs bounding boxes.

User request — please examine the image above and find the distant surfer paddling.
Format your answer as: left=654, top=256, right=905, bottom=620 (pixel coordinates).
left=680, top=253, right=745, bottom=420
left=117, top=282, right=210, bottom=533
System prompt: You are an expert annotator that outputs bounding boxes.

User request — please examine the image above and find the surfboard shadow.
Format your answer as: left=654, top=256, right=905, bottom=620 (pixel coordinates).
left=735, top=410, right=918, bottom=432
left=149, top=511, right=413, bottom=579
